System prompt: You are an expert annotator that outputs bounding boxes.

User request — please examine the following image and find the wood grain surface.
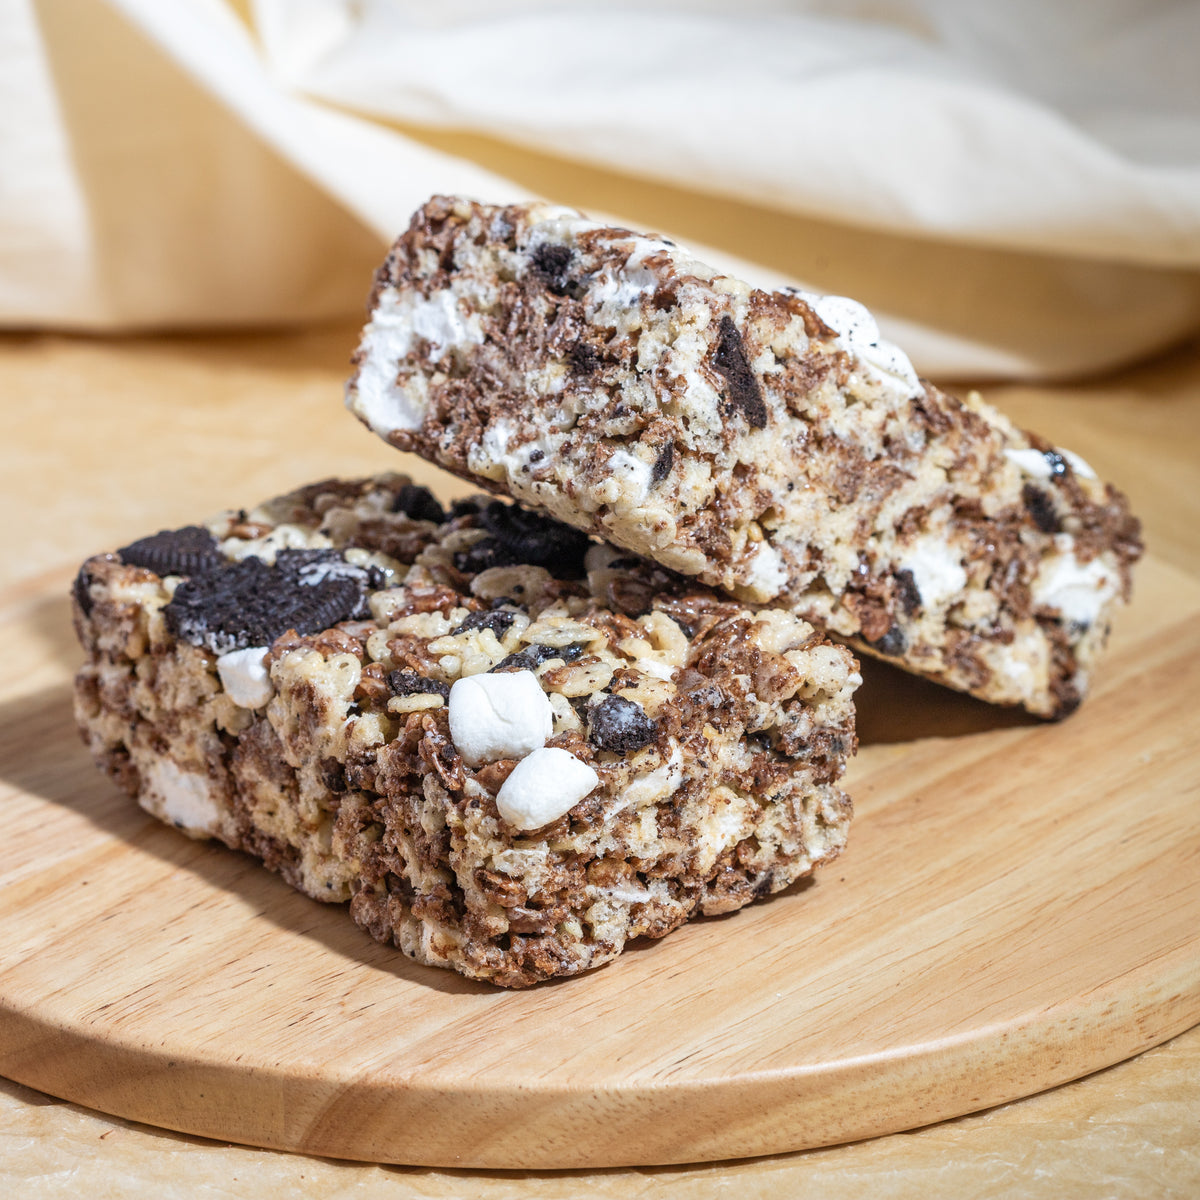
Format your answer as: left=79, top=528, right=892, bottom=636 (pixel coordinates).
left=0, top=548, right=1196, bottom=1169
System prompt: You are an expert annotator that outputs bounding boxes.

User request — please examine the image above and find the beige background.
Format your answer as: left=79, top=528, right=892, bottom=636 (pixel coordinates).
left=4, top=45, right=1200, bottom=1183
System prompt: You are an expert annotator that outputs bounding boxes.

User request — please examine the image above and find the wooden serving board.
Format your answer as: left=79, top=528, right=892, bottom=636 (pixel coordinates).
left=0, top=559, right=1197, bottom=1170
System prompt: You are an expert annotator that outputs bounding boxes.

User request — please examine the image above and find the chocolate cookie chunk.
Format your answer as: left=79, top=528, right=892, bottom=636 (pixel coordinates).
left=492, top=643, right=587, bottom=673
left=712, top=316, right=768, bottom=430
left=587, top=695, right=658, bottom=754
left=451, top=610, right=518, bottom=637
left=387, top=669, right=451, bottom=700
left=392, top=484, right=447, bottom=525
left=118, top=526, right=222, bottom=577
left=454, top=503, right=592, bottom=579
left=166, top=555, right=365, bottom=654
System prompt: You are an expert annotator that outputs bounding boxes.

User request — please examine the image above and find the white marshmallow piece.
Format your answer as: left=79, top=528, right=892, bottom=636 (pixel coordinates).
left=1061, top=449, right=1098, bottom=479
left=1033, top=553, right=1118, bottom=626
left=141, top=758, right=221, bottom=836
left=448, top=670, right=554, bottom=766
left=1005, top=447, right=1056, bottom=479
left=496, top=747, right=600, bottom=831
left=899, top=537, right=968, bottom=610
left=799, top=291, right=920, bottom=395
left=216, top=646, right=273, bottom=709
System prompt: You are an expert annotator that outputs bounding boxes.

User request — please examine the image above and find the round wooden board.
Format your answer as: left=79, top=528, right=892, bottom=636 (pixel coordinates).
left=0, top=561, right=1198, bottom=1170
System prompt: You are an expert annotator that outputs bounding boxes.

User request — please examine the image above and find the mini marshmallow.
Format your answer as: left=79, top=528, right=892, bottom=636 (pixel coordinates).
left=448, top=669, right=554, bottom=766
left=142, top=758, right=221, bottom=836
left=216, top=646, right=273, bottom=708
left=496, top=747, right=600, bottom=831
left=1033, top=553, right=1118, bottom=627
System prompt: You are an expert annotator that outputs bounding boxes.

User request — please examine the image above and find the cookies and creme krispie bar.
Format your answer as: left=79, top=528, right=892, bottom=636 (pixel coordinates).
left=346, top=196, right=1142, bottom=717
left=72, top=475, right=858, bottom=987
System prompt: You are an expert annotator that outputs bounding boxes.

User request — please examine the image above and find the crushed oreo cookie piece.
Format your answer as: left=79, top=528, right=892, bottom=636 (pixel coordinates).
left=453, top=502, right=591, bottom=579
left=387, top=669, right=451, bottom=700
left=1023, top=483, right=1060, bottom=534
left=712, top=316, right=767, bottom=430
left=73, top=564, right=95, bottom=617
left=165, top=554, right=366, bottom=654
left=492, top=643, right=587, bottom=673
left=650, top=443, right=674, bottom=487
left=317, top=756, right=347, bottom=794
left=894, top=568, right=922, bottom=617
left=274, top=549, right=377, bottom=606
left=867, top=624, right=908, bottom=657
left=448, top=497, right=487, bottom=520
left=392, top=483, right=446, bottom=525
left=529, top=242, right=574, bottom=293
left=587, top=695, right=658, bottom=754
left=452, top=539, right=511, bottom=576
left=568, top=341, right=600, bottom=375
left=451, top=609, right=518, bottom=638
left=118, top=526, right=222, bottom=577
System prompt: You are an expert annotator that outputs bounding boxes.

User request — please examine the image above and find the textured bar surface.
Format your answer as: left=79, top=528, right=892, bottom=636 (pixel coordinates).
left=347, top=197, right=1143, bottom=716
left=72, top=475, right=857, bottom=986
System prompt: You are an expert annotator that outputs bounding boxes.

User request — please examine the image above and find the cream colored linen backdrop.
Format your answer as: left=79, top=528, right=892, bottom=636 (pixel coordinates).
left=4, top=0, right=1200, bottom=377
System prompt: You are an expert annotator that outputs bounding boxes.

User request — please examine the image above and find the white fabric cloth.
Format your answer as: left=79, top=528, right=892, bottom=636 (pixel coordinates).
left=5, top=0, right=1200, bottom=377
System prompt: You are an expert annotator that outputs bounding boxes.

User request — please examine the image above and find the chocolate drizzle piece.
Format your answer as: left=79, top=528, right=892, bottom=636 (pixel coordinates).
left=166, top=553, right=367, bottom=654
left=387, top=669, right=450, bottom=700
left=587, top=695, right=658, bottom=754
left=392, top=484, right=446, bottom=525
left=712, top=316, right=767, bottom=429
left=118, top=526, right=222, bottom=577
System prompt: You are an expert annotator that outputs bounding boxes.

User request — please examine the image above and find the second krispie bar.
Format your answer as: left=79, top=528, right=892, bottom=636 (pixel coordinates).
left=346, top=196, right=1142, bottom=716
left=73, top=476, right=857, bottom=986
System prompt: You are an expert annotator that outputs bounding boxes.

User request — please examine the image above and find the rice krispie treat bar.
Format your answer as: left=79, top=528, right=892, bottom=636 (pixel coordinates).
left=72, top=475, right=857, bottom=987
left=346, top=196, right=1142, bottom=717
